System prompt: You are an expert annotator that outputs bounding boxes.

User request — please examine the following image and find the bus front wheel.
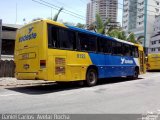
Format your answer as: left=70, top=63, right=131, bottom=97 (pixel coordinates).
left=86, top=69, right=98, bottom=87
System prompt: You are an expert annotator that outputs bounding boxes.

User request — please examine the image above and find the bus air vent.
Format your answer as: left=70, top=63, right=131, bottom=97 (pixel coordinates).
left=55, top=58, right=66, bottom=75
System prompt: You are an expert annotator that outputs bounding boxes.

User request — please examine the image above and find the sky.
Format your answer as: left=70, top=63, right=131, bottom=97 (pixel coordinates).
left=0, top=0, right=123, bottom=25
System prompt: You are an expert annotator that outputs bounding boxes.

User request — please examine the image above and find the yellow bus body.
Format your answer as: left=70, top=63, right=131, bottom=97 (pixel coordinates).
left=15, top=20, right=92, bottom=81
left=147, top=53, right=160, bottom=71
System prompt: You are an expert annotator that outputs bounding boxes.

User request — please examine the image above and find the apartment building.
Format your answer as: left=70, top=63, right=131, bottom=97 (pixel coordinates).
left=86, top=0, right=118, bottom=26
left=149, top=15, right=160, bottom=53
left=123, top=0, right=160, bottom=49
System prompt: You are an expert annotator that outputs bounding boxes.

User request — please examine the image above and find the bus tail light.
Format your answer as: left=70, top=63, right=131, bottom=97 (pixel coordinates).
left=40, top=60, right=46, bottom=69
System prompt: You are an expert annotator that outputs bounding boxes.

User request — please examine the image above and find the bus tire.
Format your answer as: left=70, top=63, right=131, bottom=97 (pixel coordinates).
left=132, top=68, right=139, bottom=80
left=86, top=68, right=98, bottom=87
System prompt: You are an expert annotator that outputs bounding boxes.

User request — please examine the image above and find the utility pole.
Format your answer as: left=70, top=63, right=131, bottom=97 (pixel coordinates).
left=0, top=19, right=2, bottom=60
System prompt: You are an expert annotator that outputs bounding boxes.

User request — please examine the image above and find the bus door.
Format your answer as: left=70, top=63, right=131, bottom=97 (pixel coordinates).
left=139, top=51, right=145, bottom=74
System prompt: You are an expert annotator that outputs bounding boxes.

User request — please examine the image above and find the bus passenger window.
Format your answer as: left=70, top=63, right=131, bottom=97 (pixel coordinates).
left=135, top=47, right=139, bottom=58
left=123, top=44, right=131, bottom=56
left=79, top=33, right=97, bottom=52
left=98, top=38, right=112, bottom=54
left=48, top=24, right=59, bottom=48
left=59, top=29, right=76, bottom=50
left=112, top=42, right=122, bottom=55
left=131, top=46, right=139, bottom=58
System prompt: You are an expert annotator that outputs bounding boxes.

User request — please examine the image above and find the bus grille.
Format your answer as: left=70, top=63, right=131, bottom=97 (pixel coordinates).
left=55, top=58, right=66, bottom=75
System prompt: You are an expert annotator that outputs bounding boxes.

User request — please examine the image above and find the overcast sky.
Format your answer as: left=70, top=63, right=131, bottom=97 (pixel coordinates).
left=0, top=0, right=123, bottom=25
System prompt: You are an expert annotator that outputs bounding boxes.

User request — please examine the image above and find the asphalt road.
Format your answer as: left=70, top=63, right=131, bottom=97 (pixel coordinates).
left=0, top=72, right=160, bottom=114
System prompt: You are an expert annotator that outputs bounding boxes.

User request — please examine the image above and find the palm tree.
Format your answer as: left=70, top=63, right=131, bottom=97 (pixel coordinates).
left=137, top=36, right=144, bottom=44
left=88, top=14, right=111, bottom=34
left=107, top=29, right=127, bottom=40
left=76, top=23, right=85, bottom=29
left=126, top=32, right=137, bottom=43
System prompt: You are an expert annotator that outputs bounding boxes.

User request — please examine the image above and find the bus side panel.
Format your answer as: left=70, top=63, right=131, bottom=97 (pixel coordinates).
left=147, top=54, right=160, bottom=70
left=89, top=53, right=137, bottom=78
left=67, top=51, right=92, bottom=81
left=47, top=50, right=92, bottom=82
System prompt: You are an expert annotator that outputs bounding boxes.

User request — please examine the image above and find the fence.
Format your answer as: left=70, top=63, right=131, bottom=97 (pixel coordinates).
left=0, top=60, right=15, bottom=77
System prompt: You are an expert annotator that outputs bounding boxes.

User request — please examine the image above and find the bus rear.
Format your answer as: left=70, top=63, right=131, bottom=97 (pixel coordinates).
left=15, top=20, right=47, bottom=80
left=147, top=53, right=160, bottom=71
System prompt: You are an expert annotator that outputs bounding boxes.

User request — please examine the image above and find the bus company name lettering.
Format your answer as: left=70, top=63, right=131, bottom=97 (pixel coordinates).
left=77, top=54, right=86, bottom=59
left=19, top=27, right=37, bottom=42
left=121, top=58, right=134, bottom=64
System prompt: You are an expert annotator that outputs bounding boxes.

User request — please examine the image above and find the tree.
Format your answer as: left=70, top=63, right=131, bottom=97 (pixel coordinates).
left=88, top=14, right=111, bottom=34
left=126, top=32, right=136, bottom=43
left=76, top=23, right=85, bottom=29
left=107, top=29, right=127, bottom=40
left=137, top=36, right=144, bottom=44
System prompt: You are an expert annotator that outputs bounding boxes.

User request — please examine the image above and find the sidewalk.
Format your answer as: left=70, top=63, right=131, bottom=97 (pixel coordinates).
left=0, top=77, right=53, bottom=88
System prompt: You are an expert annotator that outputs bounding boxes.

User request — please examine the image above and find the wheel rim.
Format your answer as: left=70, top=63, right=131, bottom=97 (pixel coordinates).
left=134, top=70, right=138, bottom=78
left=88, top=71, right=96, bottom=84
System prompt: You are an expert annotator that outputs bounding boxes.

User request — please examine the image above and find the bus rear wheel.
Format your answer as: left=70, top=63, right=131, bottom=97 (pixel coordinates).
left=132, top=68, right=139, bottom=79
left=86, top=69, right=98, bottom=87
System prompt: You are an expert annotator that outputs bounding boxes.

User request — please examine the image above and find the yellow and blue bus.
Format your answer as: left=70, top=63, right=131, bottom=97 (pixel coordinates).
left=146, top=53, right=160, bottom=71
left=15, top=19, right=146, bottom=86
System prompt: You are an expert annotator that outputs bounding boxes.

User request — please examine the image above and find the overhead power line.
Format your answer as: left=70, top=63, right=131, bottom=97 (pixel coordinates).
left=53, top=0, right=85, bottom=14
left=32, top=0, right=86, bottom=20
left=39, top=0, right=85, bottom=18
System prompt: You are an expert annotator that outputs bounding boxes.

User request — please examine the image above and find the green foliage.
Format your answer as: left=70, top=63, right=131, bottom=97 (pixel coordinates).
left=107, top=29, right=144, bottom=44
left=88, top=14, right=110, bottom=34
left=76, top=23, right=85, bottom=29
left=137, top=36, right=144, bottom=44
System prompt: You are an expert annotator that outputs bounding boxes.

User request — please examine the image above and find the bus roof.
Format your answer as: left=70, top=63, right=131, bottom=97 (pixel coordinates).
left=66, top=25, right=134, bottom=46
left=19, top=19, right=138, bottom=46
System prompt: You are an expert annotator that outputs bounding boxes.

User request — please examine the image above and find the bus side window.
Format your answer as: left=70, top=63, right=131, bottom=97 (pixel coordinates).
left=98, top=37, right=112, bottom=54
left=116, top=42, right=122, bottom=55
left=123, top=44, right=131, bottom=56
left=112, top=42, right=122, bottom=55
left=48, top=24, right=59, bottom=48
left=59, top=29, right=76, bottom=50
left=79, top=33, right=97, bottom=52
left=135, top=47, right=139, bottom=58
left=131, top=46, right=138, bottom=58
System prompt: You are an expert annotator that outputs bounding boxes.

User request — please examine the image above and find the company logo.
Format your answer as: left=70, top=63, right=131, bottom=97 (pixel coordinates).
left=121, top=58, right=134, bottom=64
left=19, top=27, right=37, bottom=42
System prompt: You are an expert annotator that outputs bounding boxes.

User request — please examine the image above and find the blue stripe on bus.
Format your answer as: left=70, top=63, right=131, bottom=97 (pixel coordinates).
left=89, top=53, right=137, bottom=78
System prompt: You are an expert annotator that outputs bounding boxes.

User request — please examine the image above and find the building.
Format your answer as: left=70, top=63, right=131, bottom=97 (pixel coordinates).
left=149, top=15, right=160, bottom=53
left=123, top=0, right=160, bottom=49
left=86, top=0, right=99, bottom=26
left=0, top=23, right=22, bottom=60
left=86, top=0, right=118, bottom=26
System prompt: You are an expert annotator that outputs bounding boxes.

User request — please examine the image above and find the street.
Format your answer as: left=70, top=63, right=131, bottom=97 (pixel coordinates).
left=0, top=72, right=160, bottom=114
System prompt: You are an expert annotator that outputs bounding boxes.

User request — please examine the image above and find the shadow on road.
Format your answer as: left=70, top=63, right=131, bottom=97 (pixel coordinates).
left=7, top=77, right=144, bottom=95
left=147, top=70, right=160, bottom=72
